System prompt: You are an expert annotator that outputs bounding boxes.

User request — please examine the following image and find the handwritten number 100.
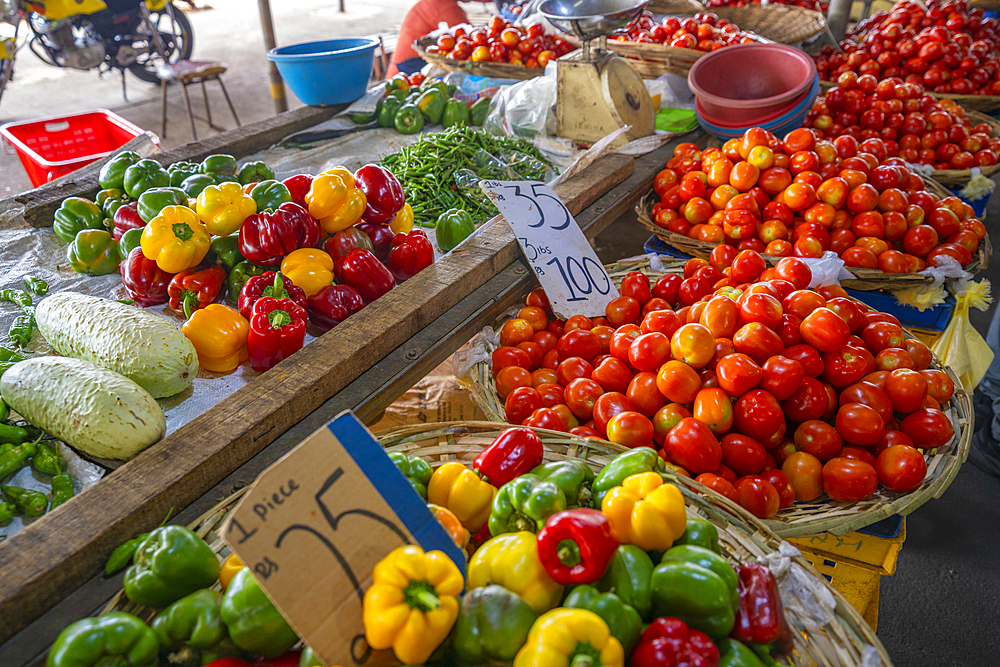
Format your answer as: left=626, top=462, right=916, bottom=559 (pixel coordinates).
left=545, top=256, right=612, bottom=301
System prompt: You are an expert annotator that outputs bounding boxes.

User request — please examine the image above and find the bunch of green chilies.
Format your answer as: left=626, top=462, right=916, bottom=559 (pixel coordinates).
left=380, top=125, right=553, bottom=227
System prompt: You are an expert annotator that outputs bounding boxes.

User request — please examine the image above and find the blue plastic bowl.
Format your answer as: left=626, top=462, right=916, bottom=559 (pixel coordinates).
left=267, top=38, right=378, bottom=106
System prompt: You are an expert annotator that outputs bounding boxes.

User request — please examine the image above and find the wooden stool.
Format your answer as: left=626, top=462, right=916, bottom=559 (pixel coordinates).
left=158, top=60, right=240, bottom=140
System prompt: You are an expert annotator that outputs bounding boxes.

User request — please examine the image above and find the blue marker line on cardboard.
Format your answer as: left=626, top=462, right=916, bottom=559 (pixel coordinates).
left=327, top=412, right=468, bottom=574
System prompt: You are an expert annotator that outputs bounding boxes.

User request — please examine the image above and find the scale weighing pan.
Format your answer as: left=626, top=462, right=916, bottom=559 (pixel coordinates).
left=540, top=0, right=649, bottom=52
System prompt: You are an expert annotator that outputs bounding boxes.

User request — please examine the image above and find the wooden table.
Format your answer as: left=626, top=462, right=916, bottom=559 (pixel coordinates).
left=0, top=105, right=693, bottom=664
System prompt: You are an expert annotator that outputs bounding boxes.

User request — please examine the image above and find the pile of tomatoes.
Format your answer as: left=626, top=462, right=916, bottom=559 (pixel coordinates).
left=425, top=16, right=574, bottom=68
left=488, top=255, right=956, bottom=519
left=649, top=129, right=986, bottom=274
left=704, top=0, right=829, bottom=13
left=805, top=74, right=1000, bottom=170
left=814, top=0, right=1000, bottom=96
left=610, top=11, right=760, bottom=51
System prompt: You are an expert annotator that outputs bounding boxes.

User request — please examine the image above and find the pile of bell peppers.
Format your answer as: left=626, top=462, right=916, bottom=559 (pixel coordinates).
left=365, top=74, right=489, bottom=135
left=58, top=153, right=434, bottom=376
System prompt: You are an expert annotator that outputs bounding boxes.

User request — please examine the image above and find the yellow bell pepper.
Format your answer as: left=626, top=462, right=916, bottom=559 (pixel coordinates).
left=427, top=461, right=496, bottom=532
left=280, top=248, right=334, bottom=298
left=305, top=168, right=368, bottom=234
left=600, top=472, right=687, bottom=552
left=196, top=182, right=256, bottom=236
left=389, top=203, right=415, bottom=234
left=467, top=532, right=563, bottom=614
left=362, top=544, right=464, bottom=665
left=181, top=303, right=249, bottom=373
left=514, top=608, right=624, bottom=667
left=141, top=205, right=212, bottom=274
left=219, top=554, right=245, bottom=591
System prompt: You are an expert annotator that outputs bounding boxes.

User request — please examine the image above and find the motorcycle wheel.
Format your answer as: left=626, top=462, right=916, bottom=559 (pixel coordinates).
left=127, top=4, right=194, bottom=84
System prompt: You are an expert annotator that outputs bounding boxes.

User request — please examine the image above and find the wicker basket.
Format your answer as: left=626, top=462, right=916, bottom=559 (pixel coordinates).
left=648, top=0, right=706, bottom=13
left=695, top=5, right=827, bottom=44
left=414, top=37, right=543, bottom=81
left=929, top=110, right=1000, bottom=186
left=818, top=79, right=1000, bottom=113
left=467, top=257, right=972, bottom=538
left=601, top=38, right=708, bottom=77
left=635, top=190, right=992, bottom=290
left=105, top=421, right=893, bottom=667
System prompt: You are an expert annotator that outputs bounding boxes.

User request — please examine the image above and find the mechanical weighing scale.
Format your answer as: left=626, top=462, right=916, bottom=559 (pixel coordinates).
left=539, top=0, right=655, bottom=146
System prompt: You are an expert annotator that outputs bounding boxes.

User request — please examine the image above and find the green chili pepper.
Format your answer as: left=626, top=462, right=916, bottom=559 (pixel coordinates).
left=238, top=161, right=276, bottom=185
left=0, top=399, right=8, bottom=423
left=22, top=276, right=48, bottom=296
left=0, top=346, right=24, bottom=363
left=394, top=103, right=425, bottom=134
left=105, top=509, right=175, bottom=576
left=377, top=95, right=403, bottom=128
left=32, top=442, right=64, bottom=476
left=0, top=361, right=15, bottom=380
left=8, top=312, right=34, bottom=347
left=0, top=501, right=13, bottom=522
left=0, top=439, right=38, bottom=481
left=50, top=473, right=75, bottom=509
left=0, top=423, right=26, bottom=446
left=3, top=484, right=48, bottom=516
left=0, top=289, right=32, bottom=310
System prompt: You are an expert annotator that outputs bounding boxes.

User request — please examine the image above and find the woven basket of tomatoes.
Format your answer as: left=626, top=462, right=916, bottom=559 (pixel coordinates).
left=465, top=253, right=971, bottom=539
left=415, top=17, right=573, bottom=80
left=636, top=129, right=991, bottom=291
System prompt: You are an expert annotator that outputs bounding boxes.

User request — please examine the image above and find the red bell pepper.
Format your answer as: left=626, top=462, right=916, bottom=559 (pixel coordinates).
left=536, top=508, right=618, bottom=585
left=632, top=617, right=720, bottom=667
left=473, top=426, right=543, bottom=487
left=323, top=226, right=374, bottom=263
left=247, top=296, right=307, bottom=372
left=283, top=174, right=314, bottom=209
left=732, top=562, right=794, bottom=656
left=356, top=222, right=395, bottom=264
left=388, top=229, right=433, bottom=282
left=205, top=651, right=301, bottom=667
left=238, top=271, right=308, bottom=320
left=120, top=246, right=172, bottom=307
left=113, top=202, right=145, bottom=241
left=355, top=164, right=405, bottom=224
left=335, top=248, right=395, bottom=304
left=167, top=265, right=227, bottom=319
left=238, top=202, right=321, bottom=266
left=306, top=284, right=365, bottom=332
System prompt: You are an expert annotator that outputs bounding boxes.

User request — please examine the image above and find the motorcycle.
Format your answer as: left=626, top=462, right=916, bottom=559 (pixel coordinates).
left=0, top=0, right=194, bottom=106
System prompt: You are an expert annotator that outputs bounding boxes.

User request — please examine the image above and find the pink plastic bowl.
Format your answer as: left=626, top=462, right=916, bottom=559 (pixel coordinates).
left=687, top=44, right=817, bottom=124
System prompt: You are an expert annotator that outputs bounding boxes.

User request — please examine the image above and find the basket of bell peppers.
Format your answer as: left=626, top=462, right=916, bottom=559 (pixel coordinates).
left=364, top=74, right=489, bottom=136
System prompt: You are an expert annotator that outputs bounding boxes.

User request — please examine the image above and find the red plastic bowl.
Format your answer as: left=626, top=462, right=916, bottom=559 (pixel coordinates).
left=695, top=85, right=811, bottom=129
left=687, top=44, right=817, bottom=124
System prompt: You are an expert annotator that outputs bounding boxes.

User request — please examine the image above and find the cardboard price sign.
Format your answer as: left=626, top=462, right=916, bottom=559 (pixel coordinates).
left=480, top=179, right=620, bottom=319
left=223, top=411, right=466, bottom=667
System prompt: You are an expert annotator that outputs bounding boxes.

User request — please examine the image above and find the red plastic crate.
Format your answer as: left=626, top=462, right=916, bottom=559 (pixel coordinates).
left=1, top=109, right=148, bottom=187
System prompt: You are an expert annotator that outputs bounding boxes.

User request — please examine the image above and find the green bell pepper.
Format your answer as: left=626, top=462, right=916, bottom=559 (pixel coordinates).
left=675, top=517, right=721, bottom=554
left=435, top=208, right=475, bottom=253
left=123, top=525, right=221, bottom=608
left=180, top=174, right=217, bottom=198
left=32, top=442, right=64, bottom=476
left=211, top=235, right=245, bottom=272
left=592, top=447, right=665, bottom=509
left=152, top=588, right=243, bottom=666
left=221, top=567, right=298, bottom=658
left=451, top=584, right=537, bottom=665
left=124, top=159, right=171, bottom=199
left=596, top=544, right=654, bottom=620
left=199, top=154, right=238, bottom=180
left=169, top=161, right=202, bottom=187
left=299, top=647, right=322, bottom=667
left=530, top=459, right=594, bottom=508
left=237, top=161, right=275, bottom=185
left=394, top=103, right=425, bottom=134
left=138, top=187, right=189, bottom=224
left=420, top=79, right=449, bottom=96
left=119, top=228, right=144, bottom=259
left=442, top=99, right=470, bottom=128
left=67, top=230, right=121, bottom=276
left=470, top=98, right=491, bottom=126
left=228, top=261, right=267, bottom=301
left=386, top=74, right=410, bottom=96
left=651, top=559, right=736, bottom=639
left=376, top=95, right=403, bottom=128
left=416, top=89, right=447, bottom=124
left=2, top=484, right=47, bottom=516
left=53, top=197, right=104, bottom=243
left=47, top=612, right=159, bottom=667
left=717, top=638, right=768, bottom=667
left=564, top=584, right=642, bottom=656
left=99, top=151, right=142, bottom=191
left=350, top=110, right=376, bottom=124
left=488, top=474, right=566, bottom=536
left=387, top=451, right=432, bottom=500
left=250, top=180, right=292, bottom=213
left=661, top=544, right=738, bottom=610
left=96, top=188, right=128, bottom=220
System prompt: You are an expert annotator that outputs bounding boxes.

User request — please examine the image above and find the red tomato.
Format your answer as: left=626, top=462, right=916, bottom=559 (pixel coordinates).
left=921, top=369, right=955, bottom=402
left=557, top=329, right=602, bottom=362
left=862, top=321, right=905, bottom=352
left=653, top=403, right=692, bottom=445
left=496, top=365, right=533, bottom=398
left=821, top=348, right=869, bottom=387
left=627, top=372, right=668, bottom=417
left=666, top=417, right=724, bottom=475
left=652, top=274, right=682, bottom=306
left=620, top=272, right=652, bottom=305
left=555, top=357, right=593, bottom=386
left=884, top=368, right=928, bottom=413
left=564, top=377, right=604, bottom=420
left=759, top=469, right=795, bottom=508
left=591, top=357, right=632, bottom=394
left=500, top=318, right=535, bottom=347
left=731, top=249, right=767, bottom=282
left=733, top=390, right=784, bottom=442
left=715, top=353, right=763, bottom=397
left=876, top=445, right=927, bottom=492
left=774, top=256, right=812, bottom=289
left=641, top=309, right=682, bottom=337
left=739, top=293, right=783, bottom=329
left=655, top=360, right=702, bottom=404
left=906, top=339, right=933, bottom=370
left=700, top=296, right=739, bottom=338
left=800, top=307, right=851, bottom=352
left=783, top=344, right=824, bottom=377
left=536, top=382, right=564, bottom=408
left=733, top=323, right=784, bottom=365
left=610, top=325, right=641, bottom=363
left=720, top=433, right=767, bottom=476
left=779, top=376, right=828, bottom=422
left=671, top=323, right=716, bottom=369
left=900, top=407, right=954, bottom=448
left=782, top=451, right=824, bottom=501
left=693, top=387, right=734, bottom=435
left=606, top=411, right=655, bottom=449
left=523, top=407, right=566, bottom=431
left=695, top=473, right=738, bottom=503
left=571, top=425, right=602, bottom=439
left=533, top=330, right=558, bottom=355
left=734, top=476, right=780, bottom=518
left=835, top=403, right=885, bottom=446
left=493, top=346, right=532, bottom=372
left=504, top=386, right=543, bottom=424
left=794, top=420, right=843, bottom=461
left=838, top=381, right=893, bottom=424
left=593, top=392, right=635, bottom=436
left=835, top=445, right=876, bottom=468
left=822, top=457, right=879, bottom=502
left=629, top=332, right=671, bottom=372
left=605, top=296, right=641, bottom=328
left=759, top=355, right=804, bottom=401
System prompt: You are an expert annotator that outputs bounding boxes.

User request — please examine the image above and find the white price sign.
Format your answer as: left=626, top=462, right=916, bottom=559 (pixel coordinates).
left=480, top=180, right=619, bottom=319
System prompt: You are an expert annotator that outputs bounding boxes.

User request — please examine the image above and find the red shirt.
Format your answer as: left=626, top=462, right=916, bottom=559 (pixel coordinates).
left=391, top=0, right=468, bottom=70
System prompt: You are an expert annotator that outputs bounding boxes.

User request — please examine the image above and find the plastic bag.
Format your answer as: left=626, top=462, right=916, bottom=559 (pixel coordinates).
left=893, top=255, right=970, bottom=312
left=758, top=542, right=837, bottom=632
left=931, top=279, right=994, bottom=391
left=960, top=167, right=995, bottom=202
left=484, top=72, right=557, bottom=138
left=799, top=251, right=855, bottom=287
